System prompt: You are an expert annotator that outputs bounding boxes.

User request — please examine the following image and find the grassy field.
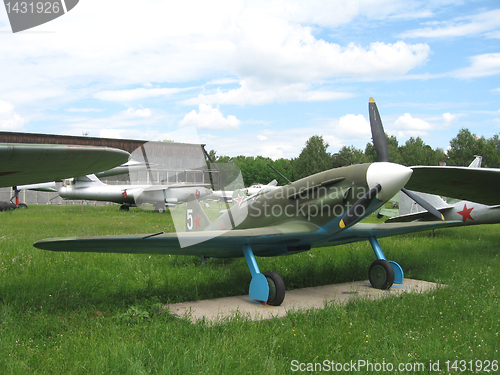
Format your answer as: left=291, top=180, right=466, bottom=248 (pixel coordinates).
left=0, top=205, right=499, bottom=374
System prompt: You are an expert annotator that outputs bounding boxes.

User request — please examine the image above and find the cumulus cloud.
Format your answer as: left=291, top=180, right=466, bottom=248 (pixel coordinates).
left=0, top=0, right=434, bottom=111
left=0, top=100, right=26, bottom=131
left=179, top=104, right=240, bottom=130
left=393, top=113, right=432, bottom=137
left=335, top=114, right=371, bottom=139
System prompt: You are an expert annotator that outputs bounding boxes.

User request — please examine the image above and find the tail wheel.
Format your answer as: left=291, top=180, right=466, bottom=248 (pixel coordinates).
left=369, top=259, right=395, bottom=290
left=263, top=270, right=285, bottom=306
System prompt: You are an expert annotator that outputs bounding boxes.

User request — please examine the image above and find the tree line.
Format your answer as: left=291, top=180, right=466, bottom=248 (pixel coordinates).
left=207, top=128, right=500, bottom=187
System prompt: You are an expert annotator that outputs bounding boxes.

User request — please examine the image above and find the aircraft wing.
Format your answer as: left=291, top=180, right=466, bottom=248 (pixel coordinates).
left=323, top=220, right=462, bottom=247
left=34, top=222, right=322, bottom=257
left=34, top=220, right=461, bottom=258
left=0, top=144, right=130, bottom=187
left=405, top=166, right=500, bottom=205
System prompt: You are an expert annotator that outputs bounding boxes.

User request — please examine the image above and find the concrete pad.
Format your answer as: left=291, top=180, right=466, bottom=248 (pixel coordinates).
left=166, top=278, right=444, bottom=323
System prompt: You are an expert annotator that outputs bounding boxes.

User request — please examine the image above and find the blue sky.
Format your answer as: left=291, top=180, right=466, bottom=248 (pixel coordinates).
left=0, top=0, right=499, bottom=160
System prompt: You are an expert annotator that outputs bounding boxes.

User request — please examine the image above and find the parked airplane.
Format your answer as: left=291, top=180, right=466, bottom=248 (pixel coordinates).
left=207, top=180, right=280, bottom=204
left=35, top=98, right=463, bottom=306
left=377, top=156, right=483, bottom=219
left=241, top=180, right=279, bottom=196
left=386, top=191, right=500, bottom=225
left=383, top=156, right=500, bottom=226
left=58, top=174, right=212, bottom=212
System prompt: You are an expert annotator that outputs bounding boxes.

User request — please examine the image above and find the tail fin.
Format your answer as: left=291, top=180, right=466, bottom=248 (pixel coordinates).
left=74, top=174, right=105, bottom=187
left=186, top=194, right=211, bottom=231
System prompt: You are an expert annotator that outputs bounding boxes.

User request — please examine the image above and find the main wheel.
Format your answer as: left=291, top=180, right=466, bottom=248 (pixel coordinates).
left=154, top=204, right=165, bottom=213
left=369, top=259, right=395, bottom=290
left=119, top=205, right=130, bottom=211
left=263, top=270, right=285, bottom=306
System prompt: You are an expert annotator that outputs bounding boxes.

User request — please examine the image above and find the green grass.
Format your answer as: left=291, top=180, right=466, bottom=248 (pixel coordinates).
left=0, top=205, right=499, bottom=374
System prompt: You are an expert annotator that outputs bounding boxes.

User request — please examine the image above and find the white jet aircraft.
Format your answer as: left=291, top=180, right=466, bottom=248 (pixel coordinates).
left=58, top=174, right=212, bottom=212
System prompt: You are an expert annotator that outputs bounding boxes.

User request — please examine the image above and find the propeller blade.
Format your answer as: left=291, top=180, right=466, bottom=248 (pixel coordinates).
left=401, top=187, right=444, bottom=220
left=368, top=97, right=444, bottom=221
left=340, top=184, right=382, bottom=229
left=369, top=97, right=389, bottom=163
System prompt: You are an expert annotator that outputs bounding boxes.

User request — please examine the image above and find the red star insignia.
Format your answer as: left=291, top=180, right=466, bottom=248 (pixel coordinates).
left=221, top=223, right=227, bottom=230
left=457, top=203, right=474, bottom=223
left=194, top=215, right=201, bottom=229
left=234, top=194, right=243, bottom=204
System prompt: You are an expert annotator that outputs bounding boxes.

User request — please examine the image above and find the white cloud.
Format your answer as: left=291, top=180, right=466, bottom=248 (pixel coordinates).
left=184, top=81, right=354, bottom=106
left=257, top=135, right=267, bottom=141
left=400, top=9, right=500, bottom=39
left=179, top=104, right=240, bottom=130
left=335, top=114, right=371, bottom=139
left=66, top=108, right=104, bottom=112
left=99, top=129, right=125, bottom=139
left=94, top=88, right=189, bottom=102
left=442, top=112, right=458, bottom=125
left=124, top=108, right=152, bottom=117
left=452, top=53, right=500, bottom=79
left=0, top=0, right=433, bottom=111
left=0, top=100, right=26, bottom=131
left=393, top=113, right=432, bottom=137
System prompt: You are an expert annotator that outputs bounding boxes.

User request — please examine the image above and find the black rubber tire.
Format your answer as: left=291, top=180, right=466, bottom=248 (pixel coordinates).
left=119, top=205, right=130, bottom=211
left=18, top=203, right=28, bottom=209
left=263, top=270, right=286, bottom=306
left=369, top=259, right=395, bottom=290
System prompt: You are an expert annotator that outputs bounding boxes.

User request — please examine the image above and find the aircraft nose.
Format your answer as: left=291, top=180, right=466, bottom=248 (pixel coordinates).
left=366, top=162, right=412, bottom=202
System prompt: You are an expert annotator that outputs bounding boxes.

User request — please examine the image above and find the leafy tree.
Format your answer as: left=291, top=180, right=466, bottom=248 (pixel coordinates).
left=293, top=135, right=332, bottom=180
left=399, top=137, right=446, bottom=166
left=332, top=145, right=366, bottom=167
left=365, top=134, right=402, bottom=164
left=270, top=158, right=293, bottom=183
left=447, top=128, right=487, bottom=166
left=483, top=134, right=500, bottom=168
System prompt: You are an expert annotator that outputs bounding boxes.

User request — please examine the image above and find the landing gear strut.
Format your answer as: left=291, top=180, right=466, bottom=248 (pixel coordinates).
left=11, top=187, right=28, bottom=209
left=368, top=237, right=404, bottom=289
left=242, top=244, right=286, bottom=306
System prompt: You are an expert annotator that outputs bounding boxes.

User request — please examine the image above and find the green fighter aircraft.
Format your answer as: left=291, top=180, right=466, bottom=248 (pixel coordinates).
left=34, top=98, right=455, bottom=306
